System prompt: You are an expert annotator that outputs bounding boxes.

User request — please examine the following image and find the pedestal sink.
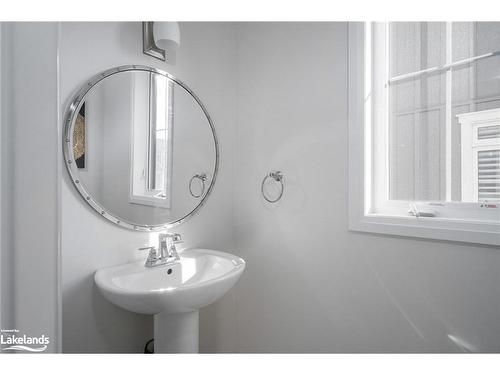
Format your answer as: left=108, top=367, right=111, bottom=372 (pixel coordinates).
left=94, top=248, right=245, bottom=353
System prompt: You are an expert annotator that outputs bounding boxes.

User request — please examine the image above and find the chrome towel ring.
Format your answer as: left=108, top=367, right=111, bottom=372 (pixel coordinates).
left=189, top=173, right=207, bottom=198
left=261, top=171, right=284, bottom=203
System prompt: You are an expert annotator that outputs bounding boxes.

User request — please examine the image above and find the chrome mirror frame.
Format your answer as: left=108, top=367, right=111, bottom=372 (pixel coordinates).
left=63, top=65, right=219, bottom=231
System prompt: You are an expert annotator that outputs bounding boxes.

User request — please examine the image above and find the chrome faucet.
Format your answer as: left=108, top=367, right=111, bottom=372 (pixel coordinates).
left=139, top=233, right=182, bottom=268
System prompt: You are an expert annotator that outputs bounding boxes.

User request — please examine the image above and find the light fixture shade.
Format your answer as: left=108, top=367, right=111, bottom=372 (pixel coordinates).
left=153, top=22, right=180, bottom=50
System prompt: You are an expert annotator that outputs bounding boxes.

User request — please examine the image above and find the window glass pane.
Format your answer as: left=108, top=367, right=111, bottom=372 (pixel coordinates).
left=474, top=56, right=500, bottom=99
left=388, top=22, right=447, bottom=201
left=389, top=22, right=445, bottom=77
left=476, top=22, right=500, bottom=55
left=452, top=22, right=474, bottom=61
left=452, top=23, right=500, bottom=100
left=451, top=23, right=500, bottom=202
left=386, top=21, right=500, bottom=203
left=389, top=74, right=446, bottom=201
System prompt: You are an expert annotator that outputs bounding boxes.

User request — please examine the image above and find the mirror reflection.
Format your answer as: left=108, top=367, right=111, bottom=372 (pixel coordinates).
left=67, top=68, right=217, bottom=228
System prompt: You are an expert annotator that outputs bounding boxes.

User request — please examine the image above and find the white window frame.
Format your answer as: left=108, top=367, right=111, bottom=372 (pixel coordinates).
left=348, top=22, right=500, bottom=246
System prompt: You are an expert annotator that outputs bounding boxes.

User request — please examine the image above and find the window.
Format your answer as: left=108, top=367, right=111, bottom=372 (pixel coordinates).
left=147, top=74, right=169, bottom=196
left=349, top=22, right=500, bottom=245
left=130, top=73, right=173, bottom=208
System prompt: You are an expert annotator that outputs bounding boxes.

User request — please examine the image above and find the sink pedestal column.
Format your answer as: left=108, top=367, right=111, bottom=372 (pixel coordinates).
left=154, top=310, right=199, bottom=353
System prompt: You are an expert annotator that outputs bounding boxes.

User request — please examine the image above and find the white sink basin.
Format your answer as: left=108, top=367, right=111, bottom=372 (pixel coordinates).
left=95, top=248, right=245, bottom=314
left=94, top=248, right=245, bottom=353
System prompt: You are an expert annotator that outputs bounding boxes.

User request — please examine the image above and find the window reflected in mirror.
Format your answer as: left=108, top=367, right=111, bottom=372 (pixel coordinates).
left=131, top=73, right=173, bottom=208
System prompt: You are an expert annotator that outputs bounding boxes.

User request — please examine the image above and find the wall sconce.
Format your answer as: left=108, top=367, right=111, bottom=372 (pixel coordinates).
left=142, top=22, right=180, bottom=61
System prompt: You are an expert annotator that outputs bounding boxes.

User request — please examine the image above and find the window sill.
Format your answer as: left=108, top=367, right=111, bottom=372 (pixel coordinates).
left=349, top=213, right=500, bottom=246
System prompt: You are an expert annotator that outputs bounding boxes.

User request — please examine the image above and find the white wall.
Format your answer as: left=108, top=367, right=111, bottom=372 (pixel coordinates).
left=197, top=22, right=500, bottom=353
left=60, top=22, right=237, bottom=353
left=0, top=22, right=60, bottom=352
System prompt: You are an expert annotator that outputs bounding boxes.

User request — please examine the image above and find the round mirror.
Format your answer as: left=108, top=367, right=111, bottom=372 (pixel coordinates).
left=63, top=66, right=219, bottom=231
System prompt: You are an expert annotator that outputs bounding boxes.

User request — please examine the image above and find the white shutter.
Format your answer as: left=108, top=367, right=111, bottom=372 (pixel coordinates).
left=478, top=149, right=500, bottom=202
left=458, top=108, right=500, bottom=202
left=478, top=125, right=500, bottom=140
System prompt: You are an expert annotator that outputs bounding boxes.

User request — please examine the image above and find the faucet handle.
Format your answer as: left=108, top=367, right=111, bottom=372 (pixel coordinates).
left=139, top=246, right=159, bottom=267
left=139, top=246, right=156, bottom=251
left=159, top=233, right=183, bottom=244
left=139, top=246, right=157, bottom=258
left=171, top=233, right=183, bottom=243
